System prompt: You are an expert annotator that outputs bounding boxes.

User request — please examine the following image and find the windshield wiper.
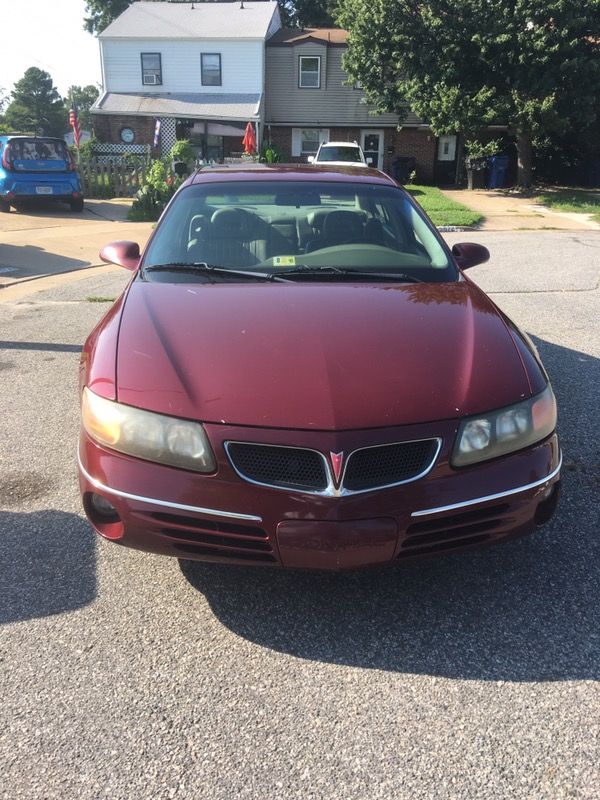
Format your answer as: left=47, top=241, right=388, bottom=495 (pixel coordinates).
left=266, top=265, right=424, bottom=283
left=142, top=262, right=284, bottom=282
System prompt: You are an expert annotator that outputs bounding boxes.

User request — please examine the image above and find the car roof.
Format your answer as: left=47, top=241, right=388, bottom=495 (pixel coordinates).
left=320, top=142, right=360, bottom=147
left=0, top=135, right=65, bottom=142
left=189, top=163, right=396, bottom=187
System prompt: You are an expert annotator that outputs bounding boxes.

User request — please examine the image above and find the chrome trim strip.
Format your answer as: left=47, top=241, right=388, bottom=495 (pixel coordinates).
left=225, top=437, right=443, bottom=498
left=77, top=455, right=263, bottom=522
left=411, top=453, right=562, bottom=518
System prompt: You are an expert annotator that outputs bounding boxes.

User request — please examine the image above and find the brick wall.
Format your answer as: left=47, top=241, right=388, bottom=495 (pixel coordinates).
left=386, top=129, right=437, bottom=182
left=267, top=125, right=436, bottom=181
left=92, top=114, right=159, bottom=154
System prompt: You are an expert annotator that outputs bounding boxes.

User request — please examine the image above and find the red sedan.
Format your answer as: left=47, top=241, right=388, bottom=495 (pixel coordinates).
left=78, top=165, right=561, bottom=570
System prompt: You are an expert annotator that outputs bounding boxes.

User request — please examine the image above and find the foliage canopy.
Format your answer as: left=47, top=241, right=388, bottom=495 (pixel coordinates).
left=3, top=68, right=66, bottom=137
left=338, top=0, right=600, bottom=184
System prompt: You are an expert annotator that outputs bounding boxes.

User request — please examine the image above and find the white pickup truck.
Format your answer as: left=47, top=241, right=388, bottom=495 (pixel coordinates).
left=307, top=141, right=372, bottom=167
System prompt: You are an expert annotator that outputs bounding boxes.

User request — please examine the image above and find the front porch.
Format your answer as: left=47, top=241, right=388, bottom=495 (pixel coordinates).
left=91, top=91, right=262, bottom=162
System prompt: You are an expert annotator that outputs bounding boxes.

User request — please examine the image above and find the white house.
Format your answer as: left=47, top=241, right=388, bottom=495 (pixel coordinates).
left=91, top=1, right=281, bottom=159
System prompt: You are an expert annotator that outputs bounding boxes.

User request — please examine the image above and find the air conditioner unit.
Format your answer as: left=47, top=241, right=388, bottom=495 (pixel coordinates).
left=143, top=74, right=159, bottom=85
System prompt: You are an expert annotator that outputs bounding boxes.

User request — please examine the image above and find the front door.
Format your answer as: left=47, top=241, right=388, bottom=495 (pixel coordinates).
left=361, top=130, right=384, bottom=170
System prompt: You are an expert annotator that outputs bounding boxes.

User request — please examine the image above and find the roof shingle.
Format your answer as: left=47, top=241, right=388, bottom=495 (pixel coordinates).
left=100, top=1, right=279, bottom=39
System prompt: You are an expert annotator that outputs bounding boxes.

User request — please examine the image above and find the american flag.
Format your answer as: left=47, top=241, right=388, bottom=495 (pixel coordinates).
left=69, top=105, right=81, bottom=148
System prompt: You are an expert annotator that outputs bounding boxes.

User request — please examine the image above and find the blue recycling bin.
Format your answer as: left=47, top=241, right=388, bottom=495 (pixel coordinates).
left=487, top=155, right=509, bottom=189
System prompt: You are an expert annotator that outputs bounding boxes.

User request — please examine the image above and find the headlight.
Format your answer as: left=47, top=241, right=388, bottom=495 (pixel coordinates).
left=82, top=387, right=216, bottom=472
left=452, top=385, right=557, bottom=467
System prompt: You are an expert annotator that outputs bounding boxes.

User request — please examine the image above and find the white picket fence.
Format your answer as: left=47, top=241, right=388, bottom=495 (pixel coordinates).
left=77, top=157, right=149, bottom=199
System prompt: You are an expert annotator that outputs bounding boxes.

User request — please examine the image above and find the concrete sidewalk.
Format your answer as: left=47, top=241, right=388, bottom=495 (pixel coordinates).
left=0, top=199, right=153, bottom=286
left=442, top=189, right=600, bottom=231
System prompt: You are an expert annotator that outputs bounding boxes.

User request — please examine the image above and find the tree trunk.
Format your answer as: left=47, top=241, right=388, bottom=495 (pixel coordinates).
left=516, top=131, right=533, bottom=188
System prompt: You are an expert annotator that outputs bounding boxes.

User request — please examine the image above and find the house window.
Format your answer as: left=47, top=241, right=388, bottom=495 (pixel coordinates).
left=201, top=53, right=222, bottom=86
left=299, top=56, right=321, bottom=88
left=301, top=129, right=320, bottom=154
left=291, top=128, right=330, bottom=157
left=141, top=53, right=162, bottom=85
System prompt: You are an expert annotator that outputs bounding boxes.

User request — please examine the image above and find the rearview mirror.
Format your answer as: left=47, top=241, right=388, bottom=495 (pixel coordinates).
left=451, top=242, right=490, bottom=270
left=307, top=155, right=315, bottom=164
left=100, top=240, right=141, bottom=271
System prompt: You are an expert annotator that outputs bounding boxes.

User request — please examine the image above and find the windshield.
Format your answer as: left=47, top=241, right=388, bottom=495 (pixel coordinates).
left=142, top=180, right=455, bottom=282
left=317, top=146, right=363, bottom=162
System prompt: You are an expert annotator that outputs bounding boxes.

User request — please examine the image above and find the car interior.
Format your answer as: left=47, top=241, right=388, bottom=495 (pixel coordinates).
left=143, top=182, right=451, bottom=274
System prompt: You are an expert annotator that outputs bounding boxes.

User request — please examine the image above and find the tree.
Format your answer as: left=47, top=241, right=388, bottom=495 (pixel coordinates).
left=66, top=85, right=100, bottom=130
left=83, top=0, right=131, bottom=34
left=3, top=68, right=66, bottom=137
left=279, top=0, right=337, bottom=27
left=338, top=0, right=600, bottom=186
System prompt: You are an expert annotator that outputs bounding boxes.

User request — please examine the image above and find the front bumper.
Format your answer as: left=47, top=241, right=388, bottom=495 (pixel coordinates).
left=78, top=421, right=561, bottom=571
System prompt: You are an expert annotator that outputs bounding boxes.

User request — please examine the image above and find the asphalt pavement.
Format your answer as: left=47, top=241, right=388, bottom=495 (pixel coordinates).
left=0, top=230, right=599, bottom=799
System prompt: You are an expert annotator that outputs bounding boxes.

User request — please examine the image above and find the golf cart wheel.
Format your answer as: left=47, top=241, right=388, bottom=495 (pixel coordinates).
left=70, top=198, right=84, bottom=213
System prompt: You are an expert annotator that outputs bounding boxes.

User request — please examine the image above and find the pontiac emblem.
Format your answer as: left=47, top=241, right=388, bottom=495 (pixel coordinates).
left=330, top=452, right=344, bottom=486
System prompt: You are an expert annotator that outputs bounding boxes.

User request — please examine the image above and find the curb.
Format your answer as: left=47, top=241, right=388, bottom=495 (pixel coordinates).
left=0, top=263, right=120, bottom=303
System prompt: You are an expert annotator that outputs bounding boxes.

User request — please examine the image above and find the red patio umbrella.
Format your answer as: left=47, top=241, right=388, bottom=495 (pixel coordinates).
left=242, top=121, right=257, bottom=155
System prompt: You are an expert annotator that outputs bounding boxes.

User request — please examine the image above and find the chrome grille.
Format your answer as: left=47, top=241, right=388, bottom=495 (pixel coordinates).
left=226, top=443, right=328, bottom=492
left=343, top=439, right=440, bottom=491
left=226, top=438, right=440, bottom=495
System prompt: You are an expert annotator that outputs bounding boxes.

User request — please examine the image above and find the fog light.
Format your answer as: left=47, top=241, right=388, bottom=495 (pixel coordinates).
left=89, top=492, right=120, bottom=522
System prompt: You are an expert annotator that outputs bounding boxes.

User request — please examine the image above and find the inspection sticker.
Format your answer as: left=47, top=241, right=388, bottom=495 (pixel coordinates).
left=272, top=256, right=296, bottom=267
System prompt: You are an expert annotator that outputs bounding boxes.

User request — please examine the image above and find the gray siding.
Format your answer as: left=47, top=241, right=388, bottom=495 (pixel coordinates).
left=265, top=44, right=423, bottom=126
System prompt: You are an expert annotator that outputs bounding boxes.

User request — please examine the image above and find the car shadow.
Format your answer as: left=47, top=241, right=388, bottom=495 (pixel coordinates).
left=0, top=242, right=89, bottom=281
left=0, top=510, right=96, bottom=624
left=180, top=336, right=600, bottom=682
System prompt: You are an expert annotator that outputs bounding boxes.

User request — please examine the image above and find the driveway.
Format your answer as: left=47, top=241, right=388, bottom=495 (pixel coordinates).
left=442, top=189, right=600, bottom=231
left=1, top=230, right=599, bottom=798
left=0, top=199, right=152, bottom=285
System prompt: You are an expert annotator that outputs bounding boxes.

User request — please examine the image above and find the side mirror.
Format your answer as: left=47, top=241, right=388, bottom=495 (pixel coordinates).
left=100, top=240, right=141, bottom=271
left=452, top=242, right=490, bottom=270
left=366, top=157, right=373, bottom=165
left=307, top=155, right=315, bottom=164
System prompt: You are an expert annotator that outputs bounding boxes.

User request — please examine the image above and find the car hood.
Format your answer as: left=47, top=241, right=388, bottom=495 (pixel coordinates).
left=116, top=279, right=531, bottom=430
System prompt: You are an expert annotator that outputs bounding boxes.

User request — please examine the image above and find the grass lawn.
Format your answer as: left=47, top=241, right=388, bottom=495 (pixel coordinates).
left=535, top=189, right=600, bottom=223
left=406, top=184, right=483, bottom=227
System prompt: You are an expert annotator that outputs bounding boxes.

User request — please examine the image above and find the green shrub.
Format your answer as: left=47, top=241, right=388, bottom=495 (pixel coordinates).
left=260, top=143, right=284, bottom=164
left=128, top=158, right=183, bottom=221
left=170, top=139, right=195, bottom=164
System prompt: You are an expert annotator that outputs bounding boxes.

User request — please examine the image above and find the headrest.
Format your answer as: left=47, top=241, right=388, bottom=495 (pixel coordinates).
left=211, top=208, right=256, bottom=237
left=323, top=210, right=364, bottom=238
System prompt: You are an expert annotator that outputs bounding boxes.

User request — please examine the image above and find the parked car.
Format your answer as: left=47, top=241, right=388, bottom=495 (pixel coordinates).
left=0, top=135, right=84, bottom=212
left=78, top=164, right=561, bottom=571
left=308, top=141, right=370, bottom=167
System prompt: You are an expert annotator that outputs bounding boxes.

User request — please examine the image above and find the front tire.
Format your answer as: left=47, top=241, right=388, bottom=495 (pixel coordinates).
left=70, top=198, right=84, bottom=213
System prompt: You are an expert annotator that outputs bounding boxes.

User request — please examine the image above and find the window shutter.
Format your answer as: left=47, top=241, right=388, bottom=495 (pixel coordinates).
left=291, top=128, right=301, bottom=157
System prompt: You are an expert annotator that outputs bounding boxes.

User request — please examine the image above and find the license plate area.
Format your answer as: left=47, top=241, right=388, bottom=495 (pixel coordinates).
left=36, top=186, right=53, bottom=195
left=276, top=518, right=398, bottom=570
